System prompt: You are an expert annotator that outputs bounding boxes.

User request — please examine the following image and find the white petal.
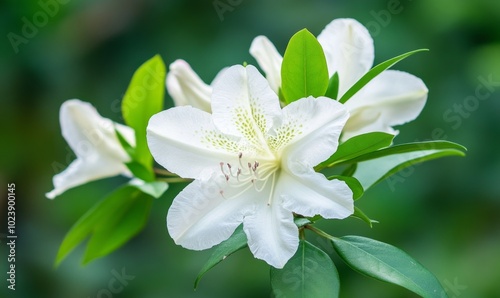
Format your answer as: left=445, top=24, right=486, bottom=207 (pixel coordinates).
left=147, top=106, right=244, bottom=179
left=211, top=65, right=282, bottom=150
left=47, top=99, right=133, bottom=199
left=317, top=18, right=374, bottom=97
left=250, top=36, right=283, bottom=93
left=278, top=166, right=353, bottom=219
left=342, top=70, right=428, bottom=140
left=166, top=59, right=212, bottom=112
left=60, top=99, right=130, bottom=161
left=46, top=155, right=129, bottom=199
left=167, top=177, right=254, bottom=250
left=277, top=96, right=349, bottom=167
left=243, top=197, right=298, bottom=269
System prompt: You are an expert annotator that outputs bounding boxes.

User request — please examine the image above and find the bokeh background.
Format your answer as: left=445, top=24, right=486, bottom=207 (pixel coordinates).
left=1, top=0, right=499, bottom=297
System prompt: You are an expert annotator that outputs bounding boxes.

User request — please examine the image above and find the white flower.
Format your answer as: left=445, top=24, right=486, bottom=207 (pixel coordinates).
left=147, top=65, right=353, bottom=268
left=250, top=18, right=428, bottom=140
left=46, top=99, right=135, bottom=199
left=166, top=59, right=226, bottom=113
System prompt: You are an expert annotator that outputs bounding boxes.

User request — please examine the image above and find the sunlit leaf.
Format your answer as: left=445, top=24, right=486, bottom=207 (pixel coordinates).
left=122, top=55, right=166, bottom=170
left=332, top=236, right=447, bottom=297
left=325, top=72, right=339, bottom=99
left=281, top=29, right=329, bottom=103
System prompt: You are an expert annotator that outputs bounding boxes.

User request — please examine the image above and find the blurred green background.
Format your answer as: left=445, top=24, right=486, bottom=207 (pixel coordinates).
left=1, top=0, right=499, bottom=297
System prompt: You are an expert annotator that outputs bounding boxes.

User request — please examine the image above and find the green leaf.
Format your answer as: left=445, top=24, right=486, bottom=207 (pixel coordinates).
left=83, top=188, right=153, bottom=264
left=349, top=141, right=466, bottom=190
left=350, top=206, right=378, bottom=228
left=325, top=72, right=339, bottom=99
left=339, top=49, right=428, bottom=104
left=318, top=132, right=395, bottom=169
left=55, top=185, right=153, bottom=266
left=328, top=175, right=364, bottom=200
left=331, top=236, right=447, bottom=297
left=195, top=225, right=247, bottom=288
left=271, top=240, right=340, bottom=298
left=281, top=29, right=329, bottom=103
left=129, top=179, right=168, bottom=199
left=122, top=55, right=166, bottom=169
left=125, top=161, right=155, bottom=182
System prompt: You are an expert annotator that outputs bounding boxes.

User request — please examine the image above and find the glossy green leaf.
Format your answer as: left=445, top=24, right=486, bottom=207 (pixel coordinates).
left=318, top=132, right=395, bottom=169
left=271, top=240, right=340, bottom=298
left=55, top=185, right=153, bottom=266
left=350, top=141, right=466, bottom=190
left=328, top=175, right=364, bottom=200
left=281, top=29, right=329, bottom=103
left=339, top=49, right=428, bottom=104
left=122, top=55, right=166, bottom=169
left=332, top=236, right=447, bottom=297
left=350, top=206, right=378, bottom=228
left=195, top=225, right=247, bottom=288
left=325, top=72, right=339, bottom=99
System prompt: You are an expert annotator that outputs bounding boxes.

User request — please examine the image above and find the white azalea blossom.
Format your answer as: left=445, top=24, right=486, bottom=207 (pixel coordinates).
left=166, top=59, right=226, bottom=113
left=147, top=65, right=353, bottom=268
left=46, top=99, right=135, bottom=199
left=250, top=18, right=428, bottom=140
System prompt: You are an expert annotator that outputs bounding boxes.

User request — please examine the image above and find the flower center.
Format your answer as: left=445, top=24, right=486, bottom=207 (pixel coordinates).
left=218, top=152, right=279, bottom=205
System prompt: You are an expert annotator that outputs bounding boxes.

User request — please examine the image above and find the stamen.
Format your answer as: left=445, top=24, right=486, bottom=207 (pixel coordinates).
left=267, top=172, right=277, bottom=206
left=220, top=162, right=227, bottom=175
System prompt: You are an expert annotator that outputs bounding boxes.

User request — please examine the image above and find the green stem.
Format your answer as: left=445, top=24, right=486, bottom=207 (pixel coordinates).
left=156, top=177, right=192, bottom=183
left=154, top=168, right=177, bottom=177
left=299, top=227, right=306, bottom=240
left=305, top=224, right=338, bottom=241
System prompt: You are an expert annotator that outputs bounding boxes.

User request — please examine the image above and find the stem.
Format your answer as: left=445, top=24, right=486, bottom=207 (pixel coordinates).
left=154, top=168, right=177, bottom=176
left=299, top=227, right=306, bottom=240
left=305, top=224, right=338, bottom=241
left=156, top=177, right=192, bottom=183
